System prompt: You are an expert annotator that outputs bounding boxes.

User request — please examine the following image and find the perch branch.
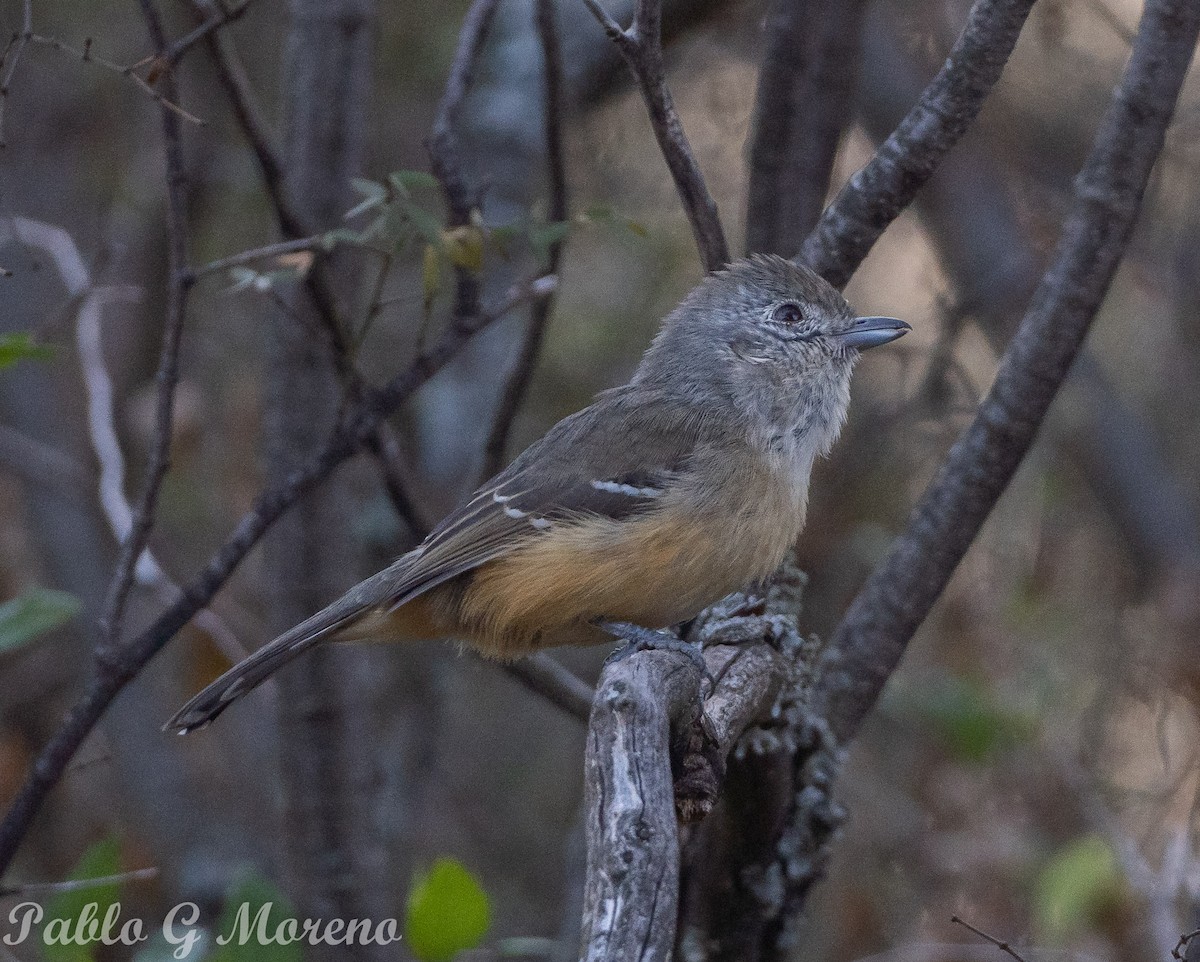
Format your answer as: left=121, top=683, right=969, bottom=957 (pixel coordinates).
left=580, top=649, right=705, bottom=962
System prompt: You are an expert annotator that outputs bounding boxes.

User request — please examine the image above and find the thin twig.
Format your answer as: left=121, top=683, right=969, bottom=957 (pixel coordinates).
left=0, top=867, right=158, bottom=898
left=816, top=0, right=1200, bottom=745
left=428, top=0, right=501, bottom=322
left=0, top=274, right=556, bottom=878
left=498, top=654, right=593, bottom=723
left=580, top=0, right=728, bottom=271
left=949, top=916, right=1029, bottom=962
left=479, top=0, right=568, bottom=479
left=164, top=0, right=256, bottom=65
left=1174, top=928, right=1200, bottom=960
left=190, top=235, right=323, bottom=278
left=0, top=0, right=33, bottom=147
left=97, top=0, right=194, bottom=656
left=800, top=0, right=1037, bottom=289
left=22, top=34, right=205, bottom=126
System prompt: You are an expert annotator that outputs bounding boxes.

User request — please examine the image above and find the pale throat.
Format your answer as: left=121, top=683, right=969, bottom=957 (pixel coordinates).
left=770, top=363, right=854, bottom=517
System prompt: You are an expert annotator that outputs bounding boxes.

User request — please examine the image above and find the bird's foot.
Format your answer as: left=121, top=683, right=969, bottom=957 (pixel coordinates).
left=599, top=620, right=709, bottom=680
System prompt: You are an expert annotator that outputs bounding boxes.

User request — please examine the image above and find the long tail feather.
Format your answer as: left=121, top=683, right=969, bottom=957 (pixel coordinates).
left=166, top=552, right=418, bottom=734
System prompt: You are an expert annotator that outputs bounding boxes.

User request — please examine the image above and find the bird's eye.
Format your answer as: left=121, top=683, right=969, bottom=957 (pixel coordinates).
left=771, top=302, right=805, bottom=326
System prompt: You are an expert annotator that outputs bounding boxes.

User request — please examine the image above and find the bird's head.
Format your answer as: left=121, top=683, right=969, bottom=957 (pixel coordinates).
left=636, top=255, right=909, bottom=453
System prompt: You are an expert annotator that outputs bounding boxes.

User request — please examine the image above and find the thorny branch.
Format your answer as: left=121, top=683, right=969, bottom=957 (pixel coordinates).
left=580, top=0, right=729, bottom=271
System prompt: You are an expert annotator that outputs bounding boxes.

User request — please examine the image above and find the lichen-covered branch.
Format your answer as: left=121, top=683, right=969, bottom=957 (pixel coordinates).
left=580, top=650, right=704, bottom=962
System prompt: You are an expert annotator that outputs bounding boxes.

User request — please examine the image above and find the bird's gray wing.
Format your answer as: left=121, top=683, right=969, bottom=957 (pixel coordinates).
left=381, top=390, right=705, bottom=611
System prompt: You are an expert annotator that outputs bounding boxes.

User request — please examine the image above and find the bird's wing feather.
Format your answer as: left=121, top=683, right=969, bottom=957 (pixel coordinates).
left=380, top=389, right=706, bottom=611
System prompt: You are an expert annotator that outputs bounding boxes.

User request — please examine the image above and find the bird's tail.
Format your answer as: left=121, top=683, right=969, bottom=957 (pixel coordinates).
left=165, top=552, right=419, bottom=734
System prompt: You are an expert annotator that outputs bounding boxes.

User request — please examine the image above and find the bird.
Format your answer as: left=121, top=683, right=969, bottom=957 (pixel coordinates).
left=167, top=254, right=909, bottom=733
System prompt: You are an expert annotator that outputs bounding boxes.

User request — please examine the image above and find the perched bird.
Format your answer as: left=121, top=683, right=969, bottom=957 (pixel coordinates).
left=168, top=255, right=908, bottom=733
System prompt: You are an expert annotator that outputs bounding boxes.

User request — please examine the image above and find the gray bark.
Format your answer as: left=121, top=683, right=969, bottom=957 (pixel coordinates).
left=267, top=0, right=391, bottom=956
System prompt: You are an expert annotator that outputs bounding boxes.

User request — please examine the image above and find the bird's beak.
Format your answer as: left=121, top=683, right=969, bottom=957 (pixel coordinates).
left=836, top=316, right=911, bottom=351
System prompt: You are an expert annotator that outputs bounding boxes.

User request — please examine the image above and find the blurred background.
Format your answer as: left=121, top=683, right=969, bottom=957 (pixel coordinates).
left=1, top=0, right=1198, bottom=959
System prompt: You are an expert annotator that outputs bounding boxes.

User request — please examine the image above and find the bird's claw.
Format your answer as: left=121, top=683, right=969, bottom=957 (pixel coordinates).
left=599, top=620, right=712, bottom=687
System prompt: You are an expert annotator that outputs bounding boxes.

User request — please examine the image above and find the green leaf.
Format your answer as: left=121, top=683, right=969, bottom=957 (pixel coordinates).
left=321, top=227, right=366, bottom=251
left=916, top=676, right=1033, bottom=763
left=389, top=170, right=439, bottom=195
left=0, top=332, right=56, bottom=369
left=42, top=837, right=123, bottom=962
left=345, top=178, right=389, bottom=220
left=580, top=203, right=614, bottom=223
left=1034, top=835, right=1124, bottom=941
left=487, top=224, right=522, bottom=258
left=0, top=587, right=80, bottom=654
left=443, top=226, right=484, bottom=273
left=406, top=204, right=446, bottom=246
left=576, top=204, right=647, bottom=239
left=209, top=871, right=302, bottom=962
left=528, top=221, right=571, bottom=260
left=405, top=858, right=491, bottom=962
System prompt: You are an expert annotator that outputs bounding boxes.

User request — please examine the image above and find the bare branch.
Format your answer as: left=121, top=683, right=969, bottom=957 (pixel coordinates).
left=0, top=0, right=32, bottom=146
left=189, top=1, right=427, bottom=531
left=428, top=0, right=500, bottom=323
left=816, top=0, right=1200, bottom=744
left=745, top=0, right=868, bottom=255
left=497, top=654, right=594, bottom=723
left=191, top=236, right=324, bottom=278
left=800, top=0, right=1037, bottom=288
left=0, top=273, right=556, bottom=878
left=164, top=0, right=256, bottom=65
left=480, top=0, right=569, bottom=479
left=1174, top=929, right=1200, bottom=960
left=97, top=0, right=194, bottom=655
left=949, top=916, right=1029, bottom=962
left=18, top=33, right=206, bottom=126
left=581, top=0, right=728, bottom=271
left=0, top=867, right=158, bottom=898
